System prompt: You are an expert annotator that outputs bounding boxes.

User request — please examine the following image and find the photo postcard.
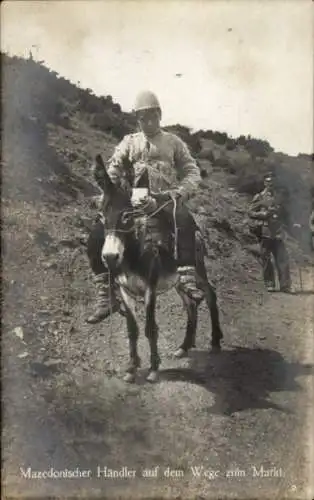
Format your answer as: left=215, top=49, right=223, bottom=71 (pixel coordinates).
left=2, top=1, right=314, bottom=499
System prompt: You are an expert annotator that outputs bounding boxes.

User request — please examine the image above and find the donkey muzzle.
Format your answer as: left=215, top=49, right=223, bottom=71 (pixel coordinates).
left=104, top=252, right=121, bottom=271
left=102, top=234, right=125, bottom=270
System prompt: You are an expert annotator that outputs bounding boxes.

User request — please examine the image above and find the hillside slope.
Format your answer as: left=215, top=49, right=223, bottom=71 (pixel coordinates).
left=2, top=54, right=314, bottom=500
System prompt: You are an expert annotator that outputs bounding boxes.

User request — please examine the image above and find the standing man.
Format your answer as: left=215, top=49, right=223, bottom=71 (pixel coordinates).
left=248, top=172, right=292, bottom=293
left=86, top=90, right=202, bottom=324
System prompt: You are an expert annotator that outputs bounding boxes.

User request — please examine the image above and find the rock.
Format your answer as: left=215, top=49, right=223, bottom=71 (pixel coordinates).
left=18, top=352, right=29, bottom=359
left=43, top=261, right=58, bottom=270
left=13, top=327, right=24, bottom=340
left=29, top=360, right=64, bottom=378
left=59, top=238, right=80, bottom=249
left=43, top=358, right=63, bottom=367
left=34, top=229, right=54, bottom=247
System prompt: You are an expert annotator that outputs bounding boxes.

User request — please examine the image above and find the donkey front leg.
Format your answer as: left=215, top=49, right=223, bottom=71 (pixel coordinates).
left=204, top=282, right=223, bottom=351
left=174, top=286, right=198, bottom=358
left=120, top=287, right=141, bottom=383
left=144, top=288, right=160, bottom=383
left=196, top=262, right=223, bottom=351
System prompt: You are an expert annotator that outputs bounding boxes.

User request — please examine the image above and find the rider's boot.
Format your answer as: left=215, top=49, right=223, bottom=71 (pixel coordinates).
left=86, top=272, right=124, bottom=324
left=177, top=266, right=205, bottom=303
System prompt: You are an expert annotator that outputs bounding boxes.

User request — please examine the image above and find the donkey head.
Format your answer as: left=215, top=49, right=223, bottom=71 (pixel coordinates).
left=94, top=154, right=135, bottom=271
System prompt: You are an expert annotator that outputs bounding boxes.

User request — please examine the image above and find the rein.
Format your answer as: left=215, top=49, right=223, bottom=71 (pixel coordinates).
left=99, top=195, right=179, bottom=260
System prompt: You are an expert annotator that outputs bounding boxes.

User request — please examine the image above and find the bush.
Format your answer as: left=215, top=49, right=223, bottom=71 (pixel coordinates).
left=112, top=103, right=122, bottom=114
left=90, top=111, right=117, bottom=132
left=57, top=113, right=71, bottom=129
left=163, top=124, right=201, bottom=155
left=225, top=138, right=237, bottom=151
left=235, top=134, right=273, bottom=158
left=197, top=148, right=215, bottom=161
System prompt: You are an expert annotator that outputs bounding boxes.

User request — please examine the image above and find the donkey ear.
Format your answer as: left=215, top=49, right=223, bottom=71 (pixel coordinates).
left=122, top=156, right=135, bottom=189
left=93, top=154, right=114, bottom=193
left=134, top=168, right=149, bottom=189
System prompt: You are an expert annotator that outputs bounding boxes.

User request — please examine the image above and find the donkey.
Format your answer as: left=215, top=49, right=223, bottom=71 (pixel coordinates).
left=93, top=154, right=223, bottom=383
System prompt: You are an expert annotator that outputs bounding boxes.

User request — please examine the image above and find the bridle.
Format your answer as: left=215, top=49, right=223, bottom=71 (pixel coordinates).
left=99, top=194, right=179, bottom=259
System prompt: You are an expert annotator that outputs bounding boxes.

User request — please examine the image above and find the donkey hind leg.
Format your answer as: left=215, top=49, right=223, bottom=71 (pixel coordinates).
left=119, top=287, right=141, bottom=383
left=144, top=288, right=160, bottom=383
left=196, top=257, right=223, bottom=351
left=174, top=286, right=198, bottom=359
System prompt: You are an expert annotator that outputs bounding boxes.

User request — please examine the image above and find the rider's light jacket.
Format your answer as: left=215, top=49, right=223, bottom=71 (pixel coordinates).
left=105, top=130, right=201, bottom=200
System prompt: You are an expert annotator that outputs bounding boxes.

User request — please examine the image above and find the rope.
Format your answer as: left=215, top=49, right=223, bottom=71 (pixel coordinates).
left=108, top=270, right=114, bottom=354
left=132, top=193, right=178, bottom=261
left=121, top=195, right=179, bottom=260
left=102, top=197, right=174, bottom=234
left=103, top=193, right=178, bottom=273
left=170, top=193, right=178, bottom=261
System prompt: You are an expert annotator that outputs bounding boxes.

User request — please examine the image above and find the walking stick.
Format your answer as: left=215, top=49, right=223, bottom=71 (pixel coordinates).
left=298, top=266, right=303, bottom=291
left=291, top=224, right=304, bottom=292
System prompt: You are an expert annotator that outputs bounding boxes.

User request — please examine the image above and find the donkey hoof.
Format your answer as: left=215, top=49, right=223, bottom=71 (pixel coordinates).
left=211, top=344, right=221, bottom=353
left=173, top=348, right=188, bottom=359
left=123, top=372, right=136, bottom=383
left=146, top=371, right=159, bottom=383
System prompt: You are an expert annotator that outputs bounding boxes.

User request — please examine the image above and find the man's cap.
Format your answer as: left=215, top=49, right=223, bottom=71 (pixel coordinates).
left=133, top=91, right=161, bottom=113
left=264, top=171, right=274, bottom=181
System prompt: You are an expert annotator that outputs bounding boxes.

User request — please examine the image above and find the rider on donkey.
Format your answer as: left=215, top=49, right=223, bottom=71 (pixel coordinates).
left=86, top=90, right=203, bottom=324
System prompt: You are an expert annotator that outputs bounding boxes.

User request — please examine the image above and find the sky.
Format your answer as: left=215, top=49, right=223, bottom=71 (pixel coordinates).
left=1, top=0, right=313, bottom=155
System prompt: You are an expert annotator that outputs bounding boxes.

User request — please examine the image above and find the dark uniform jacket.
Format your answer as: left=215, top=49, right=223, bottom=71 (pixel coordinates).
left=248, top=188, right=284, bottom=239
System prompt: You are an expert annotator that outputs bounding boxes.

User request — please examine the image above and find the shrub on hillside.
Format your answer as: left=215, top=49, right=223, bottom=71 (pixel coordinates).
left=89, top=109, right=119, bottom=130
left=213, top=131, right=228, bottom=145
left=110, top=122, right=133, bottom=140
left=163, top=124, right=201, bottom=155
left=57, top=113, right=71, bottom=129
left=89, top=112, right=133, bottom=140
left=197, top=129, right=230, bottom=146
left=78, top=93, right=103, bottom=114
left=112, top=103, right=122, bottom=114
left=225, top=138, right=237, bottom=151
left=198, top=148, right=215, bottom=162
left=235, top=174, right=264, bottom=195
left=235, top=134, right=273, bottom=158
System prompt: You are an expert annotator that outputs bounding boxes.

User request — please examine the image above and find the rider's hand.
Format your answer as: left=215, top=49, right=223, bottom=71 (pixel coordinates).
left=131, top=195, right=157, bottom=212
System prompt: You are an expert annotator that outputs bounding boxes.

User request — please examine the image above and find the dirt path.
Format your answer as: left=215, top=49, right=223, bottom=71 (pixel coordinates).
left=3, top=263, right=314, bottom=500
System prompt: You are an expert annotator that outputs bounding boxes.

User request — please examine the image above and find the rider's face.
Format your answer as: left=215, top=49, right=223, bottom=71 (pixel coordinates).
left=136, top=108, right=161, bottom=137
left=264, top=177, right=273, bottom=190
